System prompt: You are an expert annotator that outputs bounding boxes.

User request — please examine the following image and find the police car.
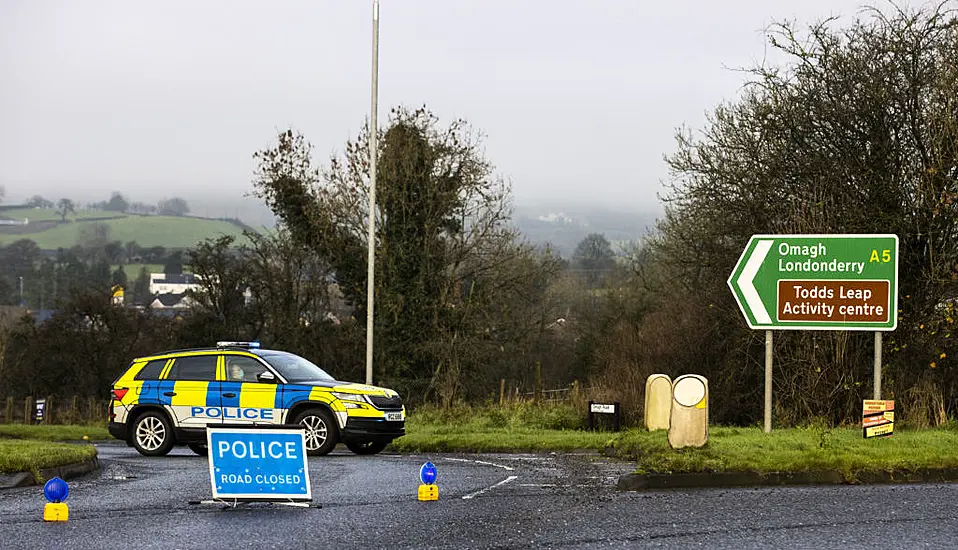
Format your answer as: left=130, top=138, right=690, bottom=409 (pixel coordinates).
left=108, top=341, right=405, bottom=457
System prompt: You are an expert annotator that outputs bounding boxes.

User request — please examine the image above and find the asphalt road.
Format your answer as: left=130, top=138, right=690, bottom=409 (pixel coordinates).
left=0, top=442, right=957, bottom=549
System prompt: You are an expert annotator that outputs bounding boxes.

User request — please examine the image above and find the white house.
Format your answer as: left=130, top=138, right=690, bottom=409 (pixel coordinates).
left=149, top=273, right=201, bottom=296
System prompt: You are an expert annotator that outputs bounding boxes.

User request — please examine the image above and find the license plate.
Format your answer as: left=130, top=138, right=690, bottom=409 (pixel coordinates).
left=384, top=412, right=403, bottom=421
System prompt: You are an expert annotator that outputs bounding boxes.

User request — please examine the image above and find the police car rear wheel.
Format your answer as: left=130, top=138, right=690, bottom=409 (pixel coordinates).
left=132, top=411, right=174, bottom=456
left=345, top=440, right=387, bottom=455
left=294, top=408, right=338, bottom=456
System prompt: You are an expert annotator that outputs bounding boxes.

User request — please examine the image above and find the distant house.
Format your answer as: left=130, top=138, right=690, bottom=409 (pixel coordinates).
left=150, top=292, right=192, bottom=310
left=149, top=273, right=200, bottom=296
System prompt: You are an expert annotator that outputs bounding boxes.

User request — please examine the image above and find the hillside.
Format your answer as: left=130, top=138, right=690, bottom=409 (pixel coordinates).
left=0, top=208, right=254, bottom=249
left=0, top=201, right=662, bottom=257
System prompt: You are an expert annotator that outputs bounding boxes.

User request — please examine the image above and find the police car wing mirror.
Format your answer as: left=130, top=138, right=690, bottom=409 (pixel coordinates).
left=257, top=371, right=277, bottom=383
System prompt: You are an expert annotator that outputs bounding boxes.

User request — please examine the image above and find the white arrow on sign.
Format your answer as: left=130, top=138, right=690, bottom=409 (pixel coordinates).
left=737, top=239, right=773, bottom=324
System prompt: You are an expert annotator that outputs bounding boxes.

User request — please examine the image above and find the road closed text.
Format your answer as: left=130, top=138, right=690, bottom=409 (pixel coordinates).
left=219, top=473, right=303, bottom=485
left=777, top=280, right=890, bottom=323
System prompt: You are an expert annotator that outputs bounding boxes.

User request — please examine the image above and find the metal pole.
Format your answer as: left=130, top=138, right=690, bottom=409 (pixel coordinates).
left=873, top=331, right=882, bottom=399
left=764, top=330, right=773, bottom=433
left=18, top=276, right=23, bottom=307
left=365, top=0, right=380, bottom=386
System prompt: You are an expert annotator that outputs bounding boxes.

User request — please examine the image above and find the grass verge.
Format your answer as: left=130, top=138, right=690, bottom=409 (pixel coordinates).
left=0, top=425, right=108, bottom=481
left=395, top=404, right=958, bottom=482
left=0, top=440, right=97, bottom=480
left=613, top=425, right=958, bottom=479
left=0, top=424, right=112, bottom=442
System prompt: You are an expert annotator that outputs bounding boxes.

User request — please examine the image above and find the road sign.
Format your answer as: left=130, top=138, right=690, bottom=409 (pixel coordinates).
left=862, top=400, right=895, bottom=438
left=207, top=426, right=311, bottom=502
left=728, top=234, right=898, bottom=331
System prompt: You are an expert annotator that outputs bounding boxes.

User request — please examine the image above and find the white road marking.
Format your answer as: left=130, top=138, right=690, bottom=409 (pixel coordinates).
left=462, top=475, right=518, bottom=499
left=443, top=457, right=515, bottom=471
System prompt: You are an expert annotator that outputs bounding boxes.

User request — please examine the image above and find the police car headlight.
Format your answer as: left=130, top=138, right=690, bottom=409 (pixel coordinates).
left=332, top=392, right=368, bottom=403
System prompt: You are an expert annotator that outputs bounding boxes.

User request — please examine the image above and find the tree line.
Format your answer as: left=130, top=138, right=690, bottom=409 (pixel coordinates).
left=0, top=235, right=193, bottom=309
left=1, top=4, right=955, bottom=427
left=12, top=193, right=191, bottom=218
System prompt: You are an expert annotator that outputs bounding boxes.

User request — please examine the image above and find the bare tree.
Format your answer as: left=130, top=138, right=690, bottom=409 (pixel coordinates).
left=622, top=3, right=958, bottom=425
left=252, top=107, right=563, bottom=402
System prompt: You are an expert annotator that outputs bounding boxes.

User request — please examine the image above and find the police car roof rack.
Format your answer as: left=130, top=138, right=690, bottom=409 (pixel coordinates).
left=216, top=341, right=261, bottom=349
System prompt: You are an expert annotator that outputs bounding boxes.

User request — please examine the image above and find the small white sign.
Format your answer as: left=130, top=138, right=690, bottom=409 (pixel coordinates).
left=590, top=403, right=616, bottom=414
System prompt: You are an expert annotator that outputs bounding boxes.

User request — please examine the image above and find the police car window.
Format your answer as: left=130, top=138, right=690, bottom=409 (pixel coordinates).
left=257, top=351, right=335, bottom=383
left=166, top=355, right=217, bottom=381
left=134, top=359, right=166, bottom=381
left=224, top=355, right=268, bottom=383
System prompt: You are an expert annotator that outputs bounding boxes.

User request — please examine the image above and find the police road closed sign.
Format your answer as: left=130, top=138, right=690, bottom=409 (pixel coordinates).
left=207, top=427, right=311, bottom=501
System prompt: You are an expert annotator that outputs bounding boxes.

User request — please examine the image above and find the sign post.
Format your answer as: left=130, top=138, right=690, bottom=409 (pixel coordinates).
left=202, top=425, right=312, bottom=507
left=34, top=398, right=46, bottom=423
left=728, top=234, right=899, bottom=431
left=587, top=401, right=621, bottom=432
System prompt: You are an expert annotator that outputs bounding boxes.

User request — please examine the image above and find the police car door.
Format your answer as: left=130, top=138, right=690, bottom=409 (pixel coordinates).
left=160, top=354, right=221, bottom=429
left=220, top=354, right=280, bottom=426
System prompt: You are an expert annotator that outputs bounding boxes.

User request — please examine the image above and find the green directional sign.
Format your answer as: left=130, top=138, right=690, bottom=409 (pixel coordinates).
left=727, top=234, right=899, bottom=331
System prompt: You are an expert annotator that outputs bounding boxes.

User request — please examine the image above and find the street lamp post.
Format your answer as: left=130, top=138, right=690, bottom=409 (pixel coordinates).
left=365, top=0, right=380, bottom=386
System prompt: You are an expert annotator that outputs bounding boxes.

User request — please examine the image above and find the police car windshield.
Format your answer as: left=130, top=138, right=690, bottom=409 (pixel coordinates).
left=257, top=351, right=336, bottom=383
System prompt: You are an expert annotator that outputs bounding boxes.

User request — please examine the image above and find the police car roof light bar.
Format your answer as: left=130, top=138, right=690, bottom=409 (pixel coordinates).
left=216, top=341, right=261, bottom=349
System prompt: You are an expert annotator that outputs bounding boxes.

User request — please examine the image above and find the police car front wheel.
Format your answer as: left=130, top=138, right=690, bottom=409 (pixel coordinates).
left=294, top=408, right=339, bottom=456
left=345, top=441, right=388, bottom=455
left=131, top=411, right=175, bottom=456
left=188, top=443, right=209, bottom=456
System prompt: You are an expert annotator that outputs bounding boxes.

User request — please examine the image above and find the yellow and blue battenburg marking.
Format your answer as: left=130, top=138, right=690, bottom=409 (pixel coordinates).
left=110, top=350, right=406, bottom=436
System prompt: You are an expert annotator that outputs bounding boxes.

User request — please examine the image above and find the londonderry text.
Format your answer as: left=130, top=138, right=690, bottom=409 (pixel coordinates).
left=777, top=242, right=865, bottom=274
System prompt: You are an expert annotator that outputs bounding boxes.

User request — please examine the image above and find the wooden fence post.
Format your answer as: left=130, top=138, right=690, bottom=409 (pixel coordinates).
left=71, top=396, right=79, bottom=424
left=46, top=395, right=54, bottom=424
left=4, top=397, right=12, bottom=424
left=499, top=379, right=505, bottom=407
left=24, top=396, right=32, bottom=425
left=88, top=396, right=98, bottom=424
left=535, top=361, right=542, bottom=403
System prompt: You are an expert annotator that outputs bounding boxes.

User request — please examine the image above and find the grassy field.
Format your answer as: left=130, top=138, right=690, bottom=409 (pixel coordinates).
left=0, top=210, right=252, bottom=248
left=115, top=263, right=165, bottom=280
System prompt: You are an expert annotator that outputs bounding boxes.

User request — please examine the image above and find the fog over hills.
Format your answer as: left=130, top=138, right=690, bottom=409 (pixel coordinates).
left=510, top=201, right=661, bottom=258
left=185, top=194, right=664, bottom=258
left=2, top=186, right=662, bottom=258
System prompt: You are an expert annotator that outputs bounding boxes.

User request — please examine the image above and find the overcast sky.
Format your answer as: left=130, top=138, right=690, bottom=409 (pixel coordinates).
left=1, top=0, right=893, bottom=214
